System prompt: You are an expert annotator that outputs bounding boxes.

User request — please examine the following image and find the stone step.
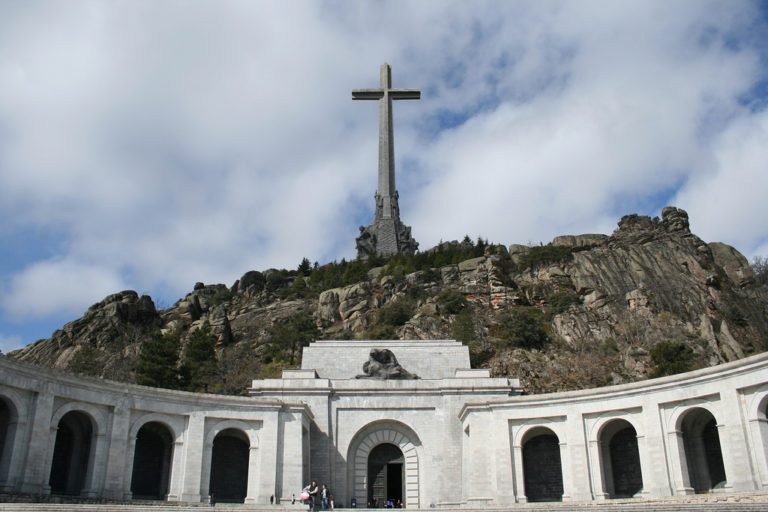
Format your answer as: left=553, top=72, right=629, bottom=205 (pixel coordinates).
left=3, top=505, right=768, bottom=512
left=3, top=495, right=768, bottom=512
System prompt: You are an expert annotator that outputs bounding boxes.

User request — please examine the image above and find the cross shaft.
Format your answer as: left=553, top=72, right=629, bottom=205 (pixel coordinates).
left=352, top=64, right=420, bottom=211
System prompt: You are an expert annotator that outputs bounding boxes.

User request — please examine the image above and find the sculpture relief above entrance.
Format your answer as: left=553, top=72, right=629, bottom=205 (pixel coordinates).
left=347, top=421, right=420, bottom=508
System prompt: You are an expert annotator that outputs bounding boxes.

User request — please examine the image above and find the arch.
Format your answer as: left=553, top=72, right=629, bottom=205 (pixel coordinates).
left=130, top=421, right=174, bottom=500
left=347, top=420, right=421, bottom=508
left=515, top=421, right=567, bottom=448
left=209, top=428, right=249, bottom=503
left=679, top=407, right=726, bottom=492
left=0, top=394, right=19, bottom=487
left=597, top=419, right=643, bottom=498
left=760, top=393, right=768, bottom=419
left=48, top=410, right=95, bottom=495
left=129, top=413, right=182, bottom=442
left=205, top=419, right=259, bottom=448
left=50, top=402, right=106, bottom=435
left=521, top=427, right=563, bottom=502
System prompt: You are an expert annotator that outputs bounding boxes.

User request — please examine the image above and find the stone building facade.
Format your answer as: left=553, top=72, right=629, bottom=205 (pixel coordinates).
left=2, top=339, right=768, bottom=506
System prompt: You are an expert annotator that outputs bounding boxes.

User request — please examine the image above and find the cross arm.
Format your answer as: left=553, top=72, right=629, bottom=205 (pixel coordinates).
left=352, top=88, right=421, bottom=100
left=352, top=89, right=385, bottom=100
left=389, top=89, right=421, bottom=100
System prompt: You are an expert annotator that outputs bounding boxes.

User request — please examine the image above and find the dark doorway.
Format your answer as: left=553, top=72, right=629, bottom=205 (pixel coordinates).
left=368, top=443, right=404, bottom=506
left=49, top=411, right=93, bottom=495
left=130, top=422, right=174, bottom=499
left=522, top=428, right=563, bottom=502
left=209, top=429, right=249, bottom=503
left=601, top=420, right=643, bottom=498
left=0, top=398, right=11, bottom=469
left=681, top=408, right=726, bottom=492
left=702, top=418, right=726, bottom=488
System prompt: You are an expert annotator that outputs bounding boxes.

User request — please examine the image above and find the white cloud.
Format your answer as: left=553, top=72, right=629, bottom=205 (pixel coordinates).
left=2, top=259, right=128, bottom=320
left=0, top=333, right=24, bottom=354
left=409, top=1, right=765, bottom=248
left=674, top=108, right=768, bottom=256
left=0, top=1, right=766, bottom=327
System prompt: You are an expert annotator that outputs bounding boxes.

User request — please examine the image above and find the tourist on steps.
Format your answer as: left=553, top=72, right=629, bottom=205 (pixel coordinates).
left=307, top=480, right=319, bottom=511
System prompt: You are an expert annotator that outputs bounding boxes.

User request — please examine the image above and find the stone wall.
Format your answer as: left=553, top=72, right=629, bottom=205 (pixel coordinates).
left=461, top=352, right=768, bottom=504
left=0, top=358, right=310, bottom=504
left=2, top=348, right=768, bottom=507
left=301, top=340, right=478, bottom=380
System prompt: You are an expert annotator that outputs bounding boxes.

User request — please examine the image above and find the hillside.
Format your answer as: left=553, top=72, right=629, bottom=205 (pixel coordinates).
left=9, top=206, right=768, bottom=394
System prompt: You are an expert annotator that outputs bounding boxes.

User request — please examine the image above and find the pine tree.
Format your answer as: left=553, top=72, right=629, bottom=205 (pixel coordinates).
left=136, top=330, right=182, bottom=389
left=264, top=312, right=320, bottom=365
left=297, top=257, right=312, bottom=277
left=451, top=310, right=476, bottom=344
left=291, top=275, right=309, bottom=297
left=181, top=322, right=219, bottom=392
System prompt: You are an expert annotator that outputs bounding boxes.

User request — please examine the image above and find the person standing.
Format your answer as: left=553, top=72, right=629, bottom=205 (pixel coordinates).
left=321, top=484, right=329, bottom=510
left=307, top=480, right=319, bottom=511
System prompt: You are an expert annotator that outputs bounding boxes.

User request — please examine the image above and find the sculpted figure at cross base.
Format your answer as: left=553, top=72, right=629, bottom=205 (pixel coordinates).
left=356, top=348, right=419, bottom=380
left=356, top=227, right=377, bottom=256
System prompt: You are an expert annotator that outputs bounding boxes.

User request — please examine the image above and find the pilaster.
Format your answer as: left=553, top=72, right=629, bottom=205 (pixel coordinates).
left=640, top=398, right=673, bottom=496
left=250, top=408, right=280, bottom=504
left=491, top=416, right=515, bottom=504
left=19, top=387, right=54, bottom=494
left=244, top=445, right=261, bottom=504
left=80, top=430, right=107, bottom=497
left=279, top=406, right=308, bottom=502
left=719, top=388, right=757, bottom=491
left=103, top=403, right=131, bottom=499
left=167, top=438, right=185, bottom=500
left=666, top=428, right=694, bottom=495
left=587, top=439, right=608, bottom=500
left=179, top=412, right=206, bottom=502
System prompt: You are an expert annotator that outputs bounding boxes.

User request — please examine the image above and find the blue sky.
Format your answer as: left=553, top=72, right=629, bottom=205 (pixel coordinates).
left=1, top=1, right=768, bottom=353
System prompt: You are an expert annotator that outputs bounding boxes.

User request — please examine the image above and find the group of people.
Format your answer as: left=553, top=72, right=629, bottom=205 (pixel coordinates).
left=303, top=480, right=333, bottom=511
left=368, top=498, right=404, bottom=508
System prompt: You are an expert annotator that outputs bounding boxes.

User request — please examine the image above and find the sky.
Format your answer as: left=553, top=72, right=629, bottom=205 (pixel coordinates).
left=1, top=0, right=767, bottom=353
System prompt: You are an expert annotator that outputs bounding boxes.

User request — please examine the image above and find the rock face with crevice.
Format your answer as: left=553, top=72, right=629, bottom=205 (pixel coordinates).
left=9, top=207, right=768, bottom=395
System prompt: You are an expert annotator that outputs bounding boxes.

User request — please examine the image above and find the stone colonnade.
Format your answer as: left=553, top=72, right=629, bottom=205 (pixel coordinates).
left=2, top=353, right=768, bottom=505
left=0, top=358, right=311, bottom=504
left=460, top=353, right=768, bottom=504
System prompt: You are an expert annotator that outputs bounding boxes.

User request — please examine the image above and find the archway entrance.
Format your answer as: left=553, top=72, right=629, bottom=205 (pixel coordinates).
left=348, top=422, right=421, bottom=508
left=368, top=443, right=403, bottom=507
left=209, top=428, right=249, bottom=503
left=681, top=408, right=726, bottom=492
left=130, top=422, right=174, bottom=500
left=49, top=411, right=94, bottom=495
left=599, top=420, right=643, bottom=498
left=522, top=427, right=563, bottom=502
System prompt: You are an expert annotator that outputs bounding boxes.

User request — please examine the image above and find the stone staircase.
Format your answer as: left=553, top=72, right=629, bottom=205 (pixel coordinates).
left=3, top=494, right=768, bottom=512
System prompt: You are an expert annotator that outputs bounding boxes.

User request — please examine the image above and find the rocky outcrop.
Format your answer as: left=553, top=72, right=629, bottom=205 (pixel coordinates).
left=11, top=290, right=160, bottom=381
left=9, top=207, right=768, bottom=394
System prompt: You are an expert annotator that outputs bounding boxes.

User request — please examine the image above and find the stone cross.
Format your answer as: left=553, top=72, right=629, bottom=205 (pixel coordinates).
left=352, top=63, right=420, bottom=221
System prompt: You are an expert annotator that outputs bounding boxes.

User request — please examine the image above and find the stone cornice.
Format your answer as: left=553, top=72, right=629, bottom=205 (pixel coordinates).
left=458, top=351, right=768, bottom=420
left=0, top=356, right=307, bottom=412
